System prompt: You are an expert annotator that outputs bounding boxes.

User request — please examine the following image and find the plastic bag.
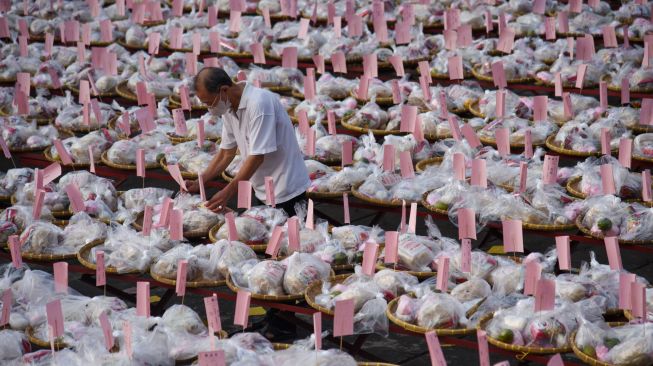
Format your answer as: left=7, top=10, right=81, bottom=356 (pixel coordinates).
left=246, top=260, right=286, bottom=296
left=215, top=216, right=269, bottom=243
left=210, top=239, right=257, bottom=279
left=282, top=253, right=331, bottom=295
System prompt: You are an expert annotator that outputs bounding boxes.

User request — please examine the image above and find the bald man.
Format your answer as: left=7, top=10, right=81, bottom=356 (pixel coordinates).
left=186, top=67, right=310, bottom=216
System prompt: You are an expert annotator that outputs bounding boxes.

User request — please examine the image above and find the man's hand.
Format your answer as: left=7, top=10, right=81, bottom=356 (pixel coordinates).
left=185, top=179, right=200, bottom=193
left=205, top=188, right=232, bottom=213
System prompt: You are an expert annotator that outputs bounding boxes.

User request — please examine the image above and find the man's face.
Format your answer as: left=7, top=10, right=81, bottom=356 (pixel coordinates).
left=196, top=84, right=219, bottom=107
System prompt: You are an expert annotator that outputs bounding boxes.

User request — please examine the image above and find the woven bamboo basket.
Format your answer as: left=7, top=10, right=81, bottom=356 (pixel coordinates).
left=545, top=135, right=604, bottom=158
left=521, top=221, right=577, bottom=232
left=26, top=326, right=68, bottom=350
left=570, top=331, right=613, bottom=366
left=67, top=83, right=118, bottom=98
left=288, top=111, right=331, bottom=126
left=264, top=50, right=314, bottom=63
left=430, top=70, right=472, bottom=80
left=464, top=99, right=485, bottom=118
left=0, top=108, right=52, bottom=125
left=162, top=40, right=209, bottom=54
left=374, top=263, right=436, bottom=279
left=304, top=274, right=351, bottom=316
left=415, top=157, right=443, bottom=173
left=633, top=153, right=653, bottom=163
left=221, top=171, right=234, bottom=183
left=150, top=268, right=226, bottom=288
left=575, top=215, right=653, bottom=245
left=351, top=183, right=420, bottom=208
left=115, top=81, right=138, bottom=102
left=421, top=195, right=450, bottom=217
left=565, top=176, right=585, bottom=199
left=216, top=50, right=253, bottom=58
left=225, top=273, right=305, bottom=302
left=159, top=157, right=199, bottom=179
left=43, top=147, right=92, bottom=169
left=306, top=189, right=349, bottom=199
left=340, top=114, right=405, bottom=137
left=386, top=296, right=476, bottom=336
left=470, top=65, right=535, bottom=84
left=349, top=89, right=395, bottom=107
left=77, top=240, right=144, bottom=274
left=10, top=195, right=70, bottom=219
left=255, top=8, right=294, bottom=22
left=478, top=133, right=549, bottom=149
left=168, top=94, right=207, bottom=111
left=358, top=363, right=398, bottom=366
left=477, top=312, right=572, bottom=354
left=132, top=210, right=218, bottom=239
left=117, top=39, right=147, bottom=51
left=101, top=151, right=160, bottom=170
left=207, top=224, right=268, bottom=252
left=630, top=124, right=653, bottom=134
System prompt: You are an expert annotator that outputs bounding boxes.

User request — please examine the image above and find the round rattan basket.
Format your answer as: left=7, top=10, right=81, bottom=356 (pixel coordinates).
left=545, top=135, right=604, bottom=158
left=20, top=238, right=104, bottom=262
left=225, top=273, right=305, bottom=302
left=351, top=183, right=420, bottom=208
left=150, top=267, right=226, bottom=288
left=77, top=240, right=143, bottom=274
left=43, top=147, right=92, bottom=169
left=421, top=193, right=450, bottom=217
left=477, top=312, right=572, bottom=354
left=101, top=151, right=160, bottom=170
left=159, top=157, right=199, bottom=179
left=569, top=331, right=612, bottom=366
left=304, top=274, right=351, bottom=316
left=117, top=39, right=147, bottom=52
left=478, top=133, right=549, bottom=149
left=10, top=195, right=70, bottom=219
left=306, top=189, right=349, bottom=199
left=464, top=99, right=485, bottom=118
left=415, top=157, right=443, bottom=173
left=633, top=153, right=653, bottom=164
left=340, top=114, right=405, bottom=137
left=133, top=209, right=219, bottom=240
left=67, top=83, right=118, bottom=98
left=374, top=263, right=436, bottom=279
left=221, top=170, right=234, bottom=183
left=565, top=176, right=585, bottom=199
left=26, top=326, right=68, bottom=350
left=575, top=215, right=653, bottom=245
left=470, top=65, right=535, bottom=84
left=169, top=94, right=207, bottom=111
left=207, top=224, right=268, bottom=252
left=386, top=296, right=475, bottom=336
left=350, top=89, right=395, bottom=107
left=115, top=81, right=138, bottom=102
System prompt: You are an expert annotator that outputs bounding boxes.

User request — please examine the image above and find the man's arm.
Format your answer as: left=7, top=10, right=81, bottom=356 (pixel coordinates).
left=185, top=147, right=237, bottom=193
left=205, top=154, right=264, bottom=211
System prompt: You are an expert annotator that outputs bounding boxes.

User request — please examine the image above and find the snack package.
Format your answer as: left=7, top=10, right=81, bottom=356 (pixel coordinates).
left=282, top=252, right=331, bottom=295
left=210, top=239, right=258, bottom=279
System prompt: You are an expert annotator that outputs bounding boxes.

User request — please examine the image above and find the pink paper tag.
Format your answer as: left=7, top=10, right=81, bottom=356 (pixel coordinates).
left=617, top=138, right=632, bottom=168
left=204, top=294, right=222, bottom=333
left=172, top=109, right=188, bottom=136
left=458, top=208, right=477, bottom=240
left=542, top=155, right=559, bottom=185
left=631, top=281, right=647, bottom=319
left=485, top=10, right=493, bottom=33
left=167, top=164, right=188, bottom=191
left=477, top=330, right=491, bottom=366
left=356, top=75, right=369, bottom=100
left=234, top=290, right=251, bottom=327
left=305, top=199, right=314, bottom=230
left=361, top=242, right=379, bottom=276
left=175, top=259, right=188, bottom=296
left=534, top=278, right=556, bottom=312
left=65, top=183, right=86, bottom=213
left=99, top=311, right=114, bottom=351
left=491, top=61, right=507, bottom=89
left=333, top=298, right=355, bottom=337
left=32, top=189, right=45, bottom=220
left=331, top=51, right=347, bottom=74
left=425, top=331, right=447, bottom=366
left=325, top=110, right=336, bottom=135
left=383, top=231, right=399, bottom=264
left=52, top=139, right=73, bottom=165
left=229, top=11, right=242, bottom=33
left=8, top=235, right=22, bottom=268
left=575, top=64, right=588, bottom=89
left=453, top=153, right=465, bottom=181
left=313, top=312, right=322, bottom=350
left=224, top=211, right=238, bottom=241
left=400, top=105, right=417, bottom=132
left=191, top=32, right=202, bottom=55
left=96, top=250, right=106, bottom=286
left=448, top=55, right=463, bottom=80
left=343, top=192, right=350, bottom=224
left=265, top=226, right=284, bottom=257
left=497, top=28, right=515, bottom=53
left=264, top=176, right=275, bottom=207
left=524, top=129, right=533, bottom=159
left=46, top=299, right=64, bottom=338
left=250, top=43, right=265, bottom=64
left=558, top=11, right=569, bottom=34
left=341, top=140, right=353, bottom=166
left=622, top=78, right=631, bottom=105
left=460, top=238, right=472, bottom=273
left=495, top=127, right=510, bottom=157
left=598, top=81, right=609, bottom=112
left=602, top=26, right=618, bottom=48
left=312, top=55, right=325, bottom=74
left=524, top=260, right=542, bottom=295
left=297, top=18, right=310, bottom=40
left=470, top=159, right=487, bottom=188
left=641, top=99, right=653, bottom=125
left=235, top=180, right=252, bottom=209
left=383, top=144, right=396, bottom=172
left=156, top=198, right=172, bottom=229
left=642, top=170, right=652, bottom=202
left=199, top=351, right=226, bottom=366
left=363, top=54, right=378, bottom=78
left=0, top=135, right=11, bottom=159
left=185, top=53, right=197, bottom=75
left=555, top=236, right=571, bottom=271
left=619, top=272, right=636, bottom=310
left=604, top=236, right=622, bottom=270
left=461, top=124, right=482, bottom=148
left=282, top=47, right=298, bottom=69
left=600, top=164, right=616, bottom=195
left=399, top=151, right=414, bottom=179
left=169, top=209, right=183, bottom=241
left=533, top=0, right=546, bottom=13
left=287, top=216, right=300, bottom=251
left=518, top=161, right=528, bottom=193
left=502, top=219, right=524, bottom=253
left=436, top=256, right=450, bottom=292
left=0, top=17, right=11, bottom=39
left=388, top=55, right=405, bottom=77
left=553, top=73, right=563, bottom=97
left=533, top=96, right=548, bottom=122
left=1, top=289, right=11, bottom=326
left=569, top=0, right=582, bottom=12
left=136, top=149, right=146, bottom=178
left=406, top=202, right=417, bottom=234
left=136, top=282, right=150, bottom=317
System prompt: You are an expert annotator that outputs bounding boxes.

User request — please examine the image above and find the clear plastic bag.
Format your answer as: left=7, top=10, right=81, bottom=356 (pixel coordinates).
left=210, top=239, right=257, bottom=279
left=215, top=216, right=269, bottom=243
left=282, top=253, right=331, bottom=295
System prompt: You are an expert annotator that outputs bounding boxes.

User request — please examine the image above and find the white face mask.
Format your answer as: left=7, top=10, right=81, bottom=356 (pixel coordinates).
left=208, top=91, right=231, bottom=117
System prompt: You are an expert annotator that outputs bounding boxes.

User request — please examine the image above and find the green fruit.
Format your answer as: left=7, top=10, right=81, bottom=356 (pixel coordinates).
left=582, top=345, right=597, bottom=358
left=496, top=329, right=514, bottom=343
left=434, top=201, right=449, bottom=211
left=330, top=291, right=342, bottom=298
left=597, top=218, right=612, bottom=231
left=604, top=338, right=620, bottom=349
left=354, top=252, right=364, bottom=264
left=333, top=252, right=348, bottom=265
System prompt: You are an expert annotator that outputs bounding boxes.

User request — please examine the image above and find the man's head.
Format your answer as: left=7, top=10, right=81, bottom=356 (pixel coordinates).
left=194, top=67, right=234, bottom=115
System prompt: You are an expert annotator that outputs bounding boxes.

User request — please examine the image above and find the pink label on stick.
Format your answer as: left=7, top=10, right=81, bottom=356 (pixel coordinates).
left=333, top=298, right=354, bottom=337
left=234, top=290, right=251, bottom=327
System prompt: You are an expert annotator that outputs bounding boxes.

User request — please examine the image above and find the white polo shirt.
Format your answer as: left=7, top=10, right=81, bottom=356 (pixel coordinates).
left=220, top=82, right=310, bottom=203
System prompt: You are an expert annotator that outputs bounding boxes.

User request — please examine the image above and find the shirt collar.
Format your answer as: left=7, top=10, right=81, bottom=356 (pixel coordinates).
left=237, top=81, right=250, bottom=110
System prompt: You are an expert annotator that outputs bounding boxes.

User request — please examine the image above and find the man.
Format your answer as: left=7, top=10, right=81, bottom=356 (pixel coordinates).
left=186, top=67, right=310, bottom=216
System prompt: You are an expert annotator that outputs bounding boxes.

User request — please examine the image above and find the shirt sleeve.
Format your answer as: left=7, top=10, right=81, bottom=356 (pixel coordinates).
left=219, top=117, right=237, bottom=150
left=248, top=97, right=277, bottom=155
